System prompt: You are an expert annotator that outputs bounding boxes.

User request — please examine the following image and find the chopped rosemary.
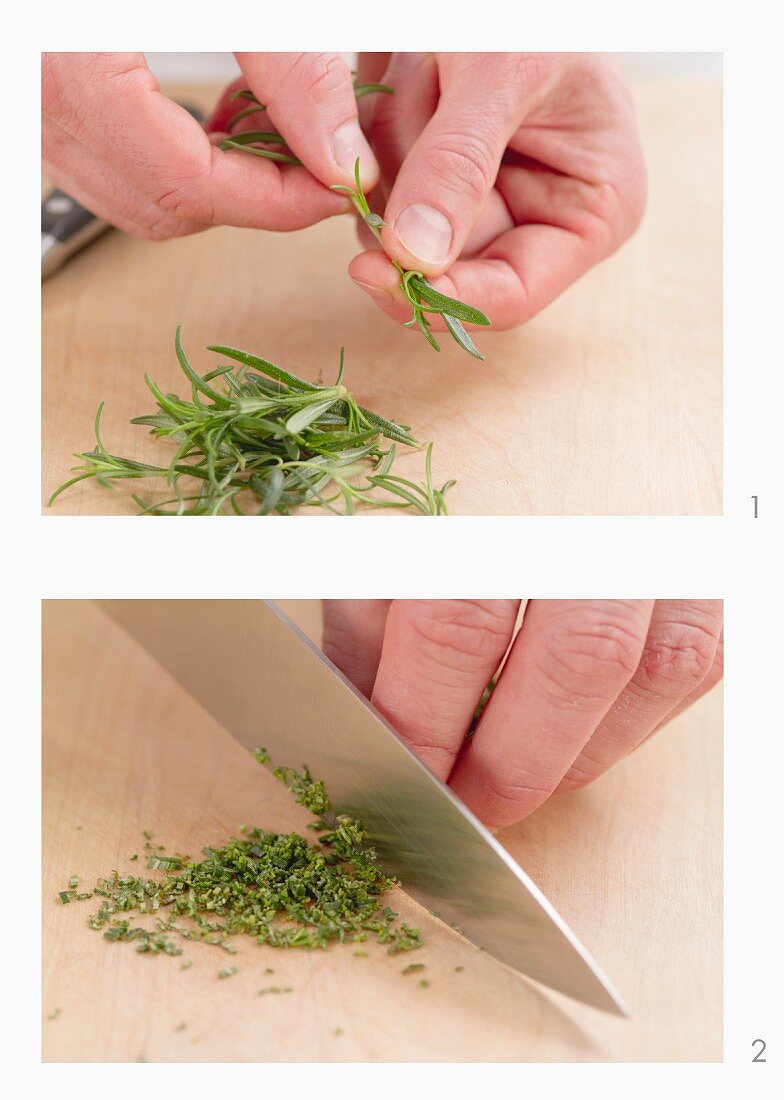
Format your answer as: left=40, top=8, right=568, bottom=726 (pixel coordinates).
left=50, top=329, right=454, bottom=516
left=58, top=757, right=423, bottom=970
left=48, top=1008, right=61, bottom=1021
left=257, top=986, right=293, bottom=996
left=419, top=979, right=430, bottom=988
left=402, top=963, right=425, bottom=976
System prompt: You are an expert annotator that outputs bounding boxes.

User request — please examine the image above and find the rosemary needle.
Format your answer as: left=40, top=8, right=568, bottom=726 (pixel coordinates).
left=333, top=159, right=490, bottom=359
left=222, top=84, right=490, bottom=359
left=50, top=329, right=454, bottom=516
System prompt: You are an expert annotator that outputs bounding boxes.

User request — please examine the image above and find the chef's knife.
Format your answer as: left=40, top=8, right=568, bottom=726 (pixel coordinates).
left=99, top=598, right=629, bottom=1016
left=42, top=103, right=205, bottom=279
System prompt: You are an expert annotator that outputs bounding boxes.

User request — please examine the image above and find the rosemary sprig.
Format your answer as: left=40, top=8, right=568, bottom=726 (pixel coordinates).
left=220, top=74, right=393, bottom=164
left=333, top=159, right=490, bottom=359
left=49, top=329, right=454, bottom=516
left=222, top=87, right=490, bottom=359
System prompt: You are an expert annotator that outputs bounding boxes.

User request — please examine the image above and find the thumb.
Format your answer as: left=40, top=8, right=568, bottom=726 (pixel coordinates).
left=235, top=52, right=379, bottom=191
left=380, top=57, right=520, bottom=274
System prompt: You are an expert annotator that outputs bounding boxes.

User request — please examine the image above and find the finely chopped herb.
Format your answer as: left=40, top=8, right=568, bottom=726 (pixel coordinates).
left=402, top=963, right=425, bottom=976
left=257, top=986, right=293, bottom=996
left=49, top=329, right=454, bottom=516
left=59, top=759, right=423, bottom=970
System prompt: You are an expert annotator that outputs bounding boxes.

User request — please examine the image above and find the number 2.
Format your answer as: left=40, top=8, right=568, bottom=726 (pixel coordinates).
left=752, top=1038, right=767, bottom=1062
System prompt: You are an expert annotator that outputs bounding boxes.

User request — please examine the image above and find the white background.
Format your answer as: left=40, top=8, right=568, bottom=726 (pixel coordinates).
left=8, top=0, right=783, bottom=1094
left=144, top=51, right=723, bottom=83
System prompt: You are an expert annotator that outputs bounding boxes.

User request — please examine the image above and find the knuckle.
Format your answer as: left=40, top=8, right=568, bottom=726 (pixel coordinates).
left=478, top=768, right=553, bottom=816
left=637, top=621, right=720, bottom=695
left=711, top=636, right=724, bottom=679
left=322, top=623, right=358, bottom=672
left=536, top=606, right=647, bottom=699
left=133, top=208, right=190, bottom=241
left=423, top=133, right=497, bottom=204
left=291, top=51, right=351, bottom=102
left=403, top=600, right=514, bottom=672
left=559, top=764, right=600, bottom=792
left=508, top=51, right=557, bottom=89
left=154, top=162, right=214, bottom=227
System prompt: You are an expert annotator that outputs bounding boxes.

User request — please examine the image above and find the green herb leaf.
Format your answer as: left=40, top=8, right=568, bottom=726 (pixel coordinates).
left=51, top=331, right=453, bottom=516
left=408, top=276, right=490, bottom=327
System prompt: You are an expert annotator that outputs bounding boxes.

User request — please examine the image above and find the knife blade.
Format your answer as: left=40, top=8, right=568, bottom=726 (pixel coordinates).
left=99, top=598, right=628, bottom=1016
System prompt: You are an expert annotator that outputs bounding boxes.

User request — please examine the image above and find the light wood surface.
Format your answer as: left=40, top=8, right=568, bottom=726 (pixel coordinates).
left=42, top=80, right=722, bottom=516
left=42, top=600, right=722, bottom=1062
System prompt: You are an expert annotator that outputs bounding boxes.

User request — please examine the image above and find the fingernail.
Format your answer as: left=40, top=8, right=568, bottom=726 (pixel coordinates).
left=355, top=281, right=395, bottom=308
left=395, top=203, right=452, bottom=265
left=332, top=120, right=377, bottom=178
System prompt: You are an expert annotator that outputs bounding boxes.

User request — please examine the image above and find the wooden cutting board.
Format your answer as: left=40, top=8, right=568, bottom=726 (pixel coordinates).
left=42, top=600, right=722, bottom=1062
left=42, top=80, right=721, bottom=516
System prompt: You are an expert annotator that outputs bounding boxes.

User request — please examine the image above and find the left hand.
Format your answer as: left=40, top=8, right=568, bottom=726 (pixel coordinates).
left=348, top=52, right=647, bottom=330
left=322, top=600, right=723, bottom=828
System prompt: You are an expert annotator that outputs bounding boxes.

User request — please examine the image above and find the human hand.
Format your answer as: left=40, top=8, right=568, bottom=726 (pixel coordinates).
left=348, top=53, right=647, bottom=330
left=42, top=52, right=378, bottom=240
left=322, top=600, right=723, bottom=828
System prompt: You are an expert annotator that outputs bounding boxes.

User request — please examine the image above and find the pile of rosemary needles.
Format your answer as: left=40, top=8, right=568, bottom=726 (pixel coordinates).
left=59, top=754, right=423, bottom=965
left=50, top=328, right=454, bottom=516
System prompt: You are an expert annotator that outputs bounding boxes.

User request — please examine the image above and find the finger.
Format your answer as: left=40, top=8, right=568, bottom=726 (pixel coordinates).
left=235, top=52, right=379, bottom=190
left=652, top=628, right=724, bottom=733
left=355, top=52, right=392, bottom=133
left=368, top=53, right=438, bottom=205
left=322, top=600, right=392, bottom=699
left=207, top=77, right=272, bottom=135
left=208, top=76, right=254, bottom=132
left=351, top=53, right=438, bottom=249
left=557, top=601, right=724, bottom=792
left=43, top=53, right=347, bottom=234
left=449, top=600, right=654, bottom=827
left=379, top=54, right=523, bottom=275
left=371, top=601, right=520, bottom=779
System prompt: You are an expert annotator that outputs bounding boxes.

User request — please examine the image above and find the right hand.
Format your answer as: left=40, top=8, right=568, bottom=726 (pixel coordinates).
left=42, top=52, right=379, bottom=240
